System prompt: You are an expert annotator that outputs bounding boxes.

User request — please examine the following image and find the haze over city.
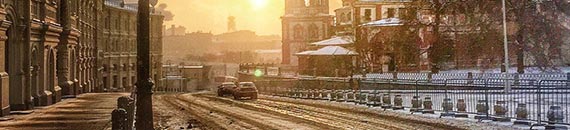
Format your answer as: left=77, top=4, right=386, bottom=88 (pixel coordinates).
left=0, top=0, right=568, bottom=129
left=158, top=0, right=342, bottom=35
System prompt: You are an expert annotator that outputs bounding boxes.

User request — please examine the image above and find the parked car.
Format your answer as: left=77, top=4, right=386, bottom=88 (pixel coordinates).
left=213, top=76, right=238, bottom=88
left=217, top=82, right=237, bottom=96
left=233, top=82, right=258, bottom=100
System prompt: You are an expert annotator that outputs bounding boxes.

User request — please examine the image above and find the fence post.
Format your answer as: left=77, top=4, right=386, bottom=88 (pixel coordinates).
left=477, top=79, right=493, bottom=121
left=264, top=65, right=268, bottom=76
left=467, top=72, right=473, bottom=84
left=514, top=73, right=520, bottom=86
left=440, top=79, right=454, bottom=118
left=427, top=73, right=433, bottom=83
left=515, top=103, right=528, bottom=121
left=567, top=73, right=569, bottom=86
left=411, top=80, right=422, bottom=114
left=118, top=96, right=134, bottom=130
left=532, top=80, right=545, bottom=128
left=112, top=109, right=127, bottom=130
left=456, top=99, right=468, bottom=118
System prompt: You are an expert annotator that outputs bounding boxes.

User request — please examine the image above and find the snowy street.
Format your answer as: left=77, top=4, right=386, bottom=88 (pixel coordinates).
left=152, top=92, right=514, bottom=130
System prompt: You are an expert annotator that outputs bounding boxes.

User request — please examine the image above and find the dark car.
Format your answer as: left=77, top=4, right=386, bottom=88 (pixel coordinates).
left=233, top=82, right=258, bottom=100
left=217, top=82, right=237, bottom=96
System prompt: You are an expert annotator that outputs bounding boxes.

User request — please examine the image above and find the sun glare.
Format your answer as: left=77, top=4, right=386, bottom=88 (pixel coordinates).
left=250, top=0, right=268, bottom=10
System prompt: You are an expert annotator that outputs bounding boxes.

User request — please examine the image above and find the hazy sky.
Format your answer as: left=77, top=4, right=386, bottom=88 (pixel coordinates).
left=158, top=0, right=342, bottom=35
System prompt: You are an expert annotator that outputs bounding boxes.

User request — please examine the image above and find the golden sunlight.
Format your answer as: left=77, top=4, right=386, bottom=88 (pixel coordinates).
left=250, top=0, right=268, bottom=10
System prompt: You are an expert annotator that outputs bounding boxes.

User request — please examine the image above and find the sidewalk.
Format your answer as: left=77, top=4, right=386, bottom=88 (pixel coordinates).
left=0, top=93, right=128, bottom=130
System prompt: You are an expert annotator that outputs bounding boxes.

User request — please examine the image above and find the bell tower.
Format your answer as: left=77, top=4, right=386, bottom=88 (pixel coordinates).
left=281, top=0, right=333, bottom=65
left=285, top=0, right=329, bottom=15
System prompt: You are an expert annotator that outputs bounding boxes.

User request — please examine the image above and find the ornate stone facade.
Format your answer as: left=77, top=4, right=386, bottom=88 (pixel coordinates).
left=0, top=0, right=164, bottom=117
left=282, top=0, right=333, bottom=65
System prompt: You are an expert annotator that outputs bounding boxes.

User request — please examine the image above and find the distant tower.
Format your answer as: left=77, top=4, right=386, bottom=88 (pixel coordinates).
left=228, top=16, right=236, bottom=32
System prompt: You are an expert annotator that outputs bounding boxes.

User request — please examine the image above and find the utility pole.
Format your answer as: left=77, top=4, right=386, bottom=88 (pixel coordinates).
left=135, top=0, right=154, bottom=129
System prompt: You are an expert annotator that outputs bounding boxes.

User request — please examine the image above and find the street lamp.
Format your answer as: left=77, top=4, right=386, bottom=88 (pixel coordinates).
left=135, top=0, right=154, bottom=129
left=501, top=0, right=511, bottom=92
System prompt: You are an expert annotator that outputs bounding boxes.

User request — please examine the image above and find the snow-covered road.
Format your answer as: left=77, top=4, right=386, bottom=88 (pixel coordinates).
left=153, top=92, right=515, bottom=130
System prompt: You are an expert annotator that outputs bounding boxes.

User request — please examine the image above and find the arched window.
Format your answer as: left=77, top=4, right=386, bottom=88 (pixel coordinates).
left=293, top=24, right=304, bottom=40
left=308, top=24, right=319, bottom=39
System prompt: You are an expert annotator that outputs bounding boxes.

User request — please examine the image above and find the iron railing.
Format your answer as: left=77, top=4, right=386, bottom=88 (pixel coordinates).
left=254, top=77, right=570, bottom=127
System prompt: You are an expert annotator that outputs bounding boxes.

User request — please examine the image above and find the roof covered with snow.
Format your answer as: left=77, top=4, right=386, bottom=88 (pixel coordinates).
left=179, top=66, right=204, bottom=69
left=310, top=36, right=353, bottom=46
left=105, top=0, right=138, bottom=12
left=361, top=18, right=403, bottom=27
left=295, top=51, right=317, bottom=56
left=295, top=46, right=358, bottom=56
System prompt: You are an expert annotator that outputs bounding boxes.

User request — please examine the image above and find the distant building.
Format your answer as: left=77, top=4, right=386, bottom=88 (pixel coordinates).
left=162, top=31, right=214, bottom=61
left=162, top=29, right=281, bottom=63
left=164, top=25, right=187, bottom=36
left=282, top=0, right=334, bottom=65
left=213, top=30, right=281, bottom=52
left=160, top=65, right=212, bottom=92
left=254, top=50, right=282, bottom=63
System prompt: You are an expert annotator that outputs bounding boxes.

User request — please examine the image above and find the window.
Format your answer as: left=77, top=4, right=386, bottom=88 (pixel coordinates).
left=308, top=24, right=319, bottom=39
left=387, top=8, right=395, bottom=18
left=293, top=24, right=304, bottom=40
left=398, top=8, right=406, bottom=18
left=364, top=9, right=372, bottom=22
left=340, top=13, right=346, bottom=22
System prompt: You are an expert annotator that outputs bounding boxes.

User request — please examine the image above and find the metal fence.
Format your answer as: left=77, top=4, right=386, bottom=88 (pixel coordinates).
left=254, top=77, right=570, bottom=127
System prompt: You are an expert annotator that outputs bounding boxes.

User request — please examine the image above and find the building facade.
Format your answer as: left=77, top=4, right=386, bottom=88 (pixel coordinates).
left=99, top=0, right=163, bottom=92
left=334, top=0, right=410, bottom=36
left=281, top=0, right=333, bottom=65
left=0, top=0, right=164, bottom=117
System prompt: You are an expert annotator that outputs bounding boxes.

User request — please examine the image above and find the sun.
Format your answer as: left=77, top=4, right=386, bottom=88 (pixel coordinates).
left=250, top=0, right=268, bottom=10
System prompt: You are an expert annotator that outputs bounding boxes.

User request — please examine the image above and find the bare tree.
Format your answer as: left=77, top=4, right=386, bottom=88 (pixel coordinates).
left=403, top=0, right=569, bottom=73
left=504, top=0, right=570, bottom=72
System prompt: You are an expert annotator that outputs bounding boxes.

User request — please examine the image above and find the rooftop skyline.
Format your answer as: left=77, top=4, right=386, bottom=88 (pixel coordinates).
left=158, top=0, right=342, bottom=35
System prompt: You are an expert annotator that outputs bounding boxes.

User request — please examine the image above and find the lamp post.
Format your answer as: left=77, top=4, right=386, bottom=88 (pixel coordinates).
left=501, top=0, right=511, bottom=92
left=135, top=0, right=154, bottom=129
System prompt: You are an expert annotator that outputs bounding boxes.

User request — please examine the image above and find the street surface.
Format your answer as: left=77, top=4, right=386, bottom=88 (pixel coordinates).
left=0, top=92, right=517, bottom=130
left=153, top=92, right=514, bottom=130
left=0, top=93, right=129, bottom=130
